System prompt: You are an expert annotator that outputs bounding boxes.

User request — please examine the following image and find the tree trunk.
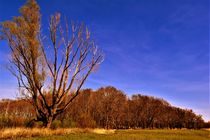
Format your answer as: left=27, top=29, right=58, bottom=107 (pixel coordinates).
left=106, top=115, right=109, bottom=129
left=42, top=116, right=53, bottom=128
left=46, top=116, right=53, bottom=128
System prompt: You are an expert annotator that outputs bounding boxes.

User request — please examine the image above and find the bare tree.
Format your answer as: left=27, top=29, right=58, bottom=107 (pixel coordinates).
left=0, top=0, right=103, bottom=128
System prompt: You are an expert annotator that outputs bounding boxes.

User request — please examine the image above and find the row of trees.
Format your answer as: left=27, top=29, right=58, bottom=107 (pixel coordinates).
left=0, top=86, right=209, bottom=129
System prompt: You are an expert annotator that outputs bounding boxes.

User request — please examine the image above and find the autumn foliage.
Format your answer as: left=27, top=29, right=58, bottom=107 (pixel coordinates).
left=0, top=86, right=208, bottom=129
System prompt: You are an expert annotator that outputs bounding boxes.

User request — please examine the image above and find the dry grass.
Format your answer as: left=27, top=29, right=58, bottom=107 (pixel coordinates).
left=0, top=127, right=116, bottom=139
left=92, top=128, right=115, bottom=134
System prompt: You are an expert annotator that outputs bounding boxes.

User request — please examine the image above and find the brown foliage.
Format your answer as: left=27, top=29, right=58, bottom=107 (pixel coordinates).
left=1, top=86, right=205, bottom=129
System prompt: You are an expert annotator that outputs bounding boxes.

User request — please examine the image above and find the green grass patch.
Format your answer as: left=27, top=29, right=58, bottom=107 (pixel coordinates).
left=17, top=129, right=210, bottom=140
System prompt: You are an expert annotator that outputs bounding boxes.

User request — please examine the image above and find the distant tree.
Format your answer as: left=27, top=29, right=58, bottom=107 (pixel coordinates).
left=96, top=87, right=127, bottom=129
left=0, top=0, right=103, bottom=128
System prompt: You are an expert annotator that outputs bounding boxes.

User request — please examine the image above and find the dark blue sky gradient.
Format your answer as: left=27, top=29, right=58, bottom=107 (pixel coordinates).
left=0, top=0, right=209, bottom=121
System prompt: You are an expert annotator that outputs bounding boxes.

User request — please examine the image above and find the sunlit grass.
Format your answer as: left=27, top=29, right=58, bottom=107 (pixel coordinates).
left=2, top=128, right=208, bottom=140
left=0, top=128, right=115, bottom=139
left=39, top=129, right=209, bottom=140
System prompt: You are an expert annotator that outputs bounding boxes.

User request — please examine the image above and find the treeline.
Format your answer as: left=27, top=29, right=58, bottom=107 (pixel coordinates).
left=0, top=86, right=209, bottom=129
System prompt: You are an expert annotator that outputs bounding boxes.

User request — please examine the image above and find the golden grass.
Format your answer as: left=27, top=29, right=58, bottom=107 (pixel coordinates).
left=0, top=127, right=116, bottom=139
left=92, top=128, right=115, bottom=134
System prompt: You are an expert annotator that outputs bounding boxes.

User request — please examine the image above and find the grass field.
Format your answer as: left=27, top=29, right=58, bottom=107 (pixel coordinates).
left=14, top=129, right=210, bottom=140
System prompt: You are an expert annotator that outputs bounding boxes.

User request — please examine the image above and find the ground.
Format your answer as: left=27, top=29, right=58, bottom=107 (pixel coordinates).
left=16, top=129, right=210, bottom=140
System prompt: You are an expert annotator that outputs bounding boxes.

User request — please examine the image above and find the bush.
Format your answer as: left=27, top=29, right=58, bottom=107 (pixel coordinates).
left=0, top=115, right=12, bottom=128
left=0, top=114, right=30, bottom=128
left=61, top=117, right=76, bottom=128
left=51, top=120, right=62, bottom=129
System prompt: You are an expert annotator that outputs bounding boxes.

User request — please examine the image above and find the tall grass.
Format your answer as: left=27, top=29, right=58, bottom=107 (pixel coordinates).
left=0, top=128, right=115, bottom=139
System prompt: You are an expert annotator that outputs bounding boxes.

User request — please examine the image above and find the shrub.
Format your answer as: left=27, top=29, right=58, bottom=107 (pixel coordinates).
left=0, top=114, right=31, bottom=128
left=61, top=117, right=76, bottom=128
left=51, top=120, right=62, bottom=129
left=0, top=115, right=12, bottom=128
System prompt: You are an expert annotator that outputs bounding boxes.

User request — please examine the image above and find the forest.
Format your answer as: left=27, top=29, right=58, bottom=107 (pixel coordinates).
left=0, top=86, right=209, bottom=129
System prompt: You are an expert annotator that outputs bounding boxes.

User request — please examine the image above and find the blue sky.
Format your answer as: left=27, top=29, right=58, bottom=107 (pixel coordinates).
left=0, top=0, right=209, bottom=121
